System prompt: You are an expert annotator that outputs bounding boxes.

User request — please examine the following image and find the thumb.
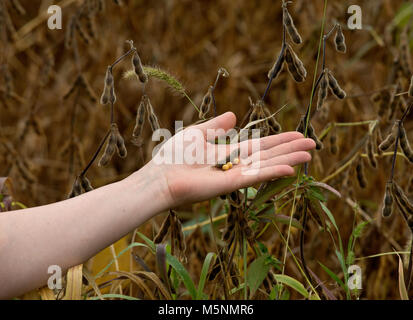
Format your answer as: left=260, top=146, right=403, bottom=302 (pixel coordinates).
left=195, top=112, right=237, bottom=135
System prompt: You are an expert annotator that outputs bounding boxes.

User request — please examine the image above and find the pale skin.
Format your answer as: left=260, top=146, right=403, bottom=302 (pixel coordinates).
left=0, top=112, right=315, bottom=299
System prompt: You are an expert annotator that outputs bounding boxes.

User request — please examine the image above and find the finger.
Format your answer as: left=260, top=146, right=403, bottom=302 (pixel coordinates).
left=256, top=151, right=312, bottom=169
left=195, top=112, right=237, bottom=137
left=229, top=165, right=296, bottom=190
left=252, top=138, right=316, bottom=162
left=214, top=131, right=305, bottom=160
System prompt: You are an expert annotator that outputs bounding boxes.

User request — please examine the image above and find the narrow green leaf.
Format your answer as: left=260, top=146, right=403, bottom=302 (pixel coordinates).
left=166, top=253, right=197, bottom=299
left=136, top=231, right=156, bottom=252
left=197, top=252, right=215, bottom=300
left=320, top=202, right=338, bottom=232
left=318, top=261, right=346, bottom=290
left=273, top=274, right=309, bottom=299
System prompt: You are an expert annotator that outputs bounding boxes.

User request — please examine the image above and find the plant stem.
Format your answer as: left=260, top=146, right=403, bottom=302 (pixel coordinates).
left=80, top=128, right=111, bottom=177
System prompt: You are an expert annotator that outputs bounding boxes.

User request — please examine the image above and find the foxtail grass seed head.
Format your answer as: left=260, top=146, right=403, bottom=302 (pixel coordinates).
left=327, top=70, right=346, bottom=99
left=80, top=175, right=93, bottom=192
left=379, top=121, right=399, bottom=151
left=409, top=75, right=413, bottom=98
left=132, top=95, right=147, bottom=139
left=282, top=6, right=302, bottom=44
left=399, top=123, right=413, bottom=163
left=334, top=24, right=347, bottom=53
left=356, top=157, right=367, bottom=189
left=132, top=52, right=148, bottom=83
left=199, top=86, right=213, bottom=119
left=382, top=181, right=394, bottom=217
left=100, top=67, right=115, bottom=105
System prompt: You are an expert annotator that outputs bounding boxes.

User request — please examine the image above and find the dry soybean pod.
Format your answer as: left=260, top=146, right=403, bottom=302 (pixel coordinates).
left=282, top=5, right=302, bottom=44
left=132, top=51, right=148, bottom=83
left=115, top=129, right=127, bottom=158
left=366, top=134, right=377, bottom=168
left=80, top=175, right=93, bottom=192
left=146, top=97, right=160, bottom=131
left=100, top=66, right=114, bottom=105
left=132, top=95, right=147, bottom=139
left=68, top=177, right=82, bottom=198
left=399, top=122, right=413, bottom=163
left=327, top=70, right=346, bottom=99
left=284, top=45, right=305, bottom=83
left=356, top=156, right=367, bottom=189
left=392, top=181, right=413, bottom=215
left=307, top=122, right=323, bottom=150
left=98, top=125, right=117, bottom=166
left=199, top=86, right=213, bottom=119
left=267, top=52, right=285, bottom=80
left=379, top=121, right=399, bottom=151
left=154, top=214, right=171, bottom=244
left=334, top=24, right=346, bottom=53
left=317, top=70, right=328, bottom=110
left=382, top=181, right=394, bottom=217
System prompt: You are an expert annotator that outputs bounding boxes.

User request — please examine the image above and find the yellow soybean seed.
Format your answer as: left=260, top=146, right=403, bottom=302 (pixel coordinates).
left=222, top=164, right=229, bottom=171
left=233, top=158, right=240, bottom=165
left=226, top=162, right=233, bottom=169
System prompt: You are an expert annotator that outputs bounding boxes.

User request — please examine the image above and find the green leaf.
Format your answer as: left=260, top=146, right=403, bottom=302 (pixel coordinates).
left=318, top=261, right=346, bottom=290
left=197, top=252, right=215, bottom=300
left=251, top=177, right=297, bottom=208
left=320, top=201, right=338, bottom=232
left=335, top=250, right=348, bottom=283
left=247, top=254, right=271, bottom=298
left=273, top=274, right=309, bottom=299
left=136, top=232, right=156, bottom=252
left=307, top=186, right=326, bottom=202
left=166, top=252, right=197, bottom=299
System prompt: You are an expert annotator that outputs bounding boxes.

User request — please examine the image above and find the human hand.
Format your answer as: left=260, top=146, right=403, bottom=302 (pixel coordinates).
left=141, top=112, right=316, bottom=209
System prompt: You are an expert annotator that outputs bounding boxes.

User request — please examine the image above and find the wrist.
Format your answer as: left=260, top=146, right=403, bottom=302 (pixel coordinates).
left=123, top=163, right=173, bottom=219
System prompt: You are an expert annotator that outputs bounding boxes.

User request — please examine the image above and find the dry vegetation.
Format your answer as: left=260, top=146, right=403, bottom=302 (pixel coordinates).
left=1, top=0, right=413, bottom=300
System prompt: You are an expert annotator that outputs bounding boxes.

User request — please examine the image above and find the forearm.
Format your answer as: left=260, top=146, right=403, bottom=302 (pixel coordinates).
left=0, top=166, right=170, bottom=299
